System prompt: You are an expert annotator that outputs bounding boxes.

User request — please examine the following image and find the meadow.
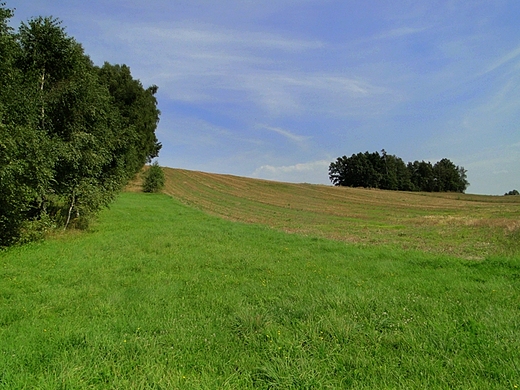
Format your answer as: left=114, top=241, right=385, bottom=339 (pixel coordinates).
left=1, top=170, right=519, bottom=388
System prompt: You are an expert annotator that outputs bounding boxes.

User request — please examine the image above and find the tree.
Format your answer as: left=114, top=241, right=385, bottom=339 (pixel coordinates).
left=330, top=151, right=469, bottom=193
left=505, top=189, right=519, bottom=196
left=329, top=152, right=382, bottom=189
left=329, top=153, right=353, bottom=187
left=0, top=3, right=15, bottom=90
left=330, top=150, right=408, bottom=190
left=96, top=63, right=161, bottom=178
left=432, top=159, right=468, bottom=193
left=0, top=8, right=162, bottom=246
left=0, top=4, right=56, bottom=245
left=408, top=161, right=435, bottom=192
left=456, top=166, right=469, bottom=193
left=380, top=150, right=412, bottom=191
left=16, top=16, right=122, bottom=229
left=142, top=162, right=165, bottom=193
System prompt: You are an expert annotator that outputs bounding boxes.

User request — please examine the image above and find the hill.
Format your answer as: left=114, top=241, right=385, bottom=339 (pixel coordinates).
left=154, top=167, right=519, bottom=259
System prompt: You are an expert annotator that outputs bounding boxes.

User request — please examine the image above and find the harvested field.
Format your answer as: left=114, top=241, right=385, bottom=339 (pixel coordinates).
left=158, top=167, right=520, bottom=259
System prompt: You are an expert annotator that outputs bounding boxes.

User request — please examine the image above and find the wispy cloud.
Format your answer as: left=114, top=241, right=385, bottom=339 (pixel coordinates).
left=159, top=116, right=260, bottom=148
left=252, top=159, right=330, bottom=184
left=241, top=71, right=396, bottom=117
left=480, top=45, right=520, bottom=76
left=257, top=124, right=311, bottom=144
left=97, top=20, right=396, bottom=118
left=137, top=23, right=324, bottom=52
left=373, top=26, right=429, bottom=40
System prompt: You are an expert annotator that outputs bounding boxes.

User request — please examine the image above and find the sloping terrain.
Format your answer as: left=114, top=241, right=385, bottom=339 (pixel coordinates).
left=154, top=168, right=519, bottom=258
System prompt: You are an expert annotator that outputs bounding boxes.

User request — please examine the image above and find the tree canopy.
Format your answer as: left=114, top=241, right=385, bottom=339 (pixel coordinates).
left=0, top=3, right=161, bottom=246
left=329, top=150, right=469, bottom=193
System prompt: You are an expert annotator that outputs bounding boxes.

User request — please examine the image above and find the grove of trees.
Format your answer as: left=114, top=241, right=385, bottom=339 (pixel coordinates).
left=0, top=3, right=161, bottom=247
left=329, top=150, right=469, bottom=193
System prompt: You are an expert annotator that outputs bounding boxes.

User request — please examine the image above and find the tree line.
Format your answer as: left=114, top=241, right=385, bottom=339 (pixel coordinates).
left=0, top=3, right=161, bottom=247
left=329, top=150, right=469, bottom=193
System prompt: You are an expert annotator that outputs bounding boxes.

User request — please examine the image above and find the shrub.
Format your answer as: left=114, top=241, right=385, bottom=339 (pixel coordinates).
left=142, top=162, right=165, bottom=193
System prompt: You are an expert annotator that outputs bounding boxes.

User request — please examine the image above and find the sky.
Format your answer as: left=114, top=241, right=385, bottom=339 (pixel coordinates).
left=8, top=0, right=520, bottom=195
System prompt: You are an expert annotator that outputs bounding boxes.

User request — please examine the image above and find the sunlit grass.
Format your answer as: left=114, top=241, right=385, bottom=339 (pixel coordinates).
left=1, top=192, right=519, bottom=388
left=162, top=168, right=520, bottom=259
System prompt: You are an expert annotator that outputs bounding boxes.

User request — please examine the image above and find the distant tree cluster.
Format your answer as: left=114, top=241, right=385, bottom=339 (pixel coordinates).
left=0, top=4, right=161, bottom=246
left=329, top=150, right=469, bottom=193
left=505, top=190, right=519, bottom=196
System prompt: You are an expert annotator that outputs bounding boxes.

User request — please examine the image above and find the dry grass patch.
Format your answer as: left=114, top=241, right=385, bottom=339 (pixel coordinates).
left=123, top=167, right=147, bottom=193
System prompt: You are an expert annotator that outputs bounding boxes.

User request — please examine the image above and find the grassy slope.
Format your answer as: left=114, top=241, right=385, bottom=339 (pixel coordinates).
left=0, top=170, right=519, bottom=388
left=162, top=168, right=520, bottom=259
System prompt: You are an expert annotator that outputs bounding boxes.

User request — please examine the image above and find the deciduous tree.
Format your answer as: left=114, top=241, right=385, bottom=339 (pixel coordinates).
left=330, top=151, right=469, bottom=193
left=0, top=6, right=162, bottom=246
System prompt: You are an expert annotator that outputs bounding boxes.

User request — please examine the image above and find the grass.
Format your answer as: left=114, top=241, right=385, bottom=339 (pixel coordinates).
left=161, top=168, right=520, bottom=259
left=1, top=191, right=519, bottom=388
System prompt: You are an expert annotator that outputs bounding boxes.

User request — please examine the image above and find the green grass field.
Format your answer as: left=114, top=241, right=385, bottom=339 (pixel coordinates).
left=1, top=172, right=520, bottom=388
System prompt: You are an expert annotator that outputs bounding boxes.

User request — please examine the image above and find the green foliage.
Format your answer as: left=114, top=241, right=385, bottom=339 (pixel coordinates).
left=142, top=162, right=165, bottom=193
left=0, top=123, right=54, bottom=246
left=433, top=158, right=469, bottom=192
left=96, top=63, right=161, bottom=177
left=408, top=160, right=435, bottom=191
left=505, top=189, right=519, bottom=196
left=0, top=7, right=161, bottom=246
left=0, top=4, right=15, bottom=89
left=330, top=150, right=469, bottom=193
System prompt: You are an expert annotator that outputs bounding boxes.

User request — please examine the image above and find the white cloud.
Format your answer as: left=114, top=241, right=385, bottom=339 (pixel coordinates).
left=373, top=26, right=429, bottom=40
left=95, top=20, right=397, bottom=118
left=480, top=44, right=520, bottom=76
left=134, top=23, right=324, bottom=52
left=240, top=71, right=396, bottom=117
left=257, top=124, right=311, bottom=144
left=252, top=159, right=330, bottom=184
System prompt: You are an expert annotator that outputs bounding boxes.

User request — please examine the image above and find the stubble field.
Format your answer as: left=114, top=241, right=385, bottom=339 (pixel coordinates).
left=161, top=168, right=520, bottom=259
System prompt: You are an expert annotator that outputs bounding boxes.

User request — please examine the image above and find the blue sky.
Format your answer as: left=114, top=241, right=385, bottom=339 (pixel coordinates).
left=8, top=1, right=520, bottom=194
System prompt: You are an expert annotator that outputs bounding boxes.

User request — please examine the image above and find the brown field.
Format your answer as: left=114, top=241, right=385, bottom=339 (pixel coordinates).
left=135, top=167, right=520, bottom=259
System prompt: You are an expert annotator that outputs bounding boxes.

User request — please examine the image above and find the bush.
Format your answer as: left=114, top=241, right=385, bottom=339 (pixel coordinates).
left=142, top=162, right=165, bottom=193
left=505, top=189, right=519, bottom=196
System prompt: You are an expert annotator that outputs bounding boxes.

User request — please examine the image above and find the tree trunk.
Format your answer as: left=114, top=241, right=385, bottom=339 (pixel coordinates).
left=40, top=68, right=45, bottom=130
left=64, top=189, right=75, bottom=230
